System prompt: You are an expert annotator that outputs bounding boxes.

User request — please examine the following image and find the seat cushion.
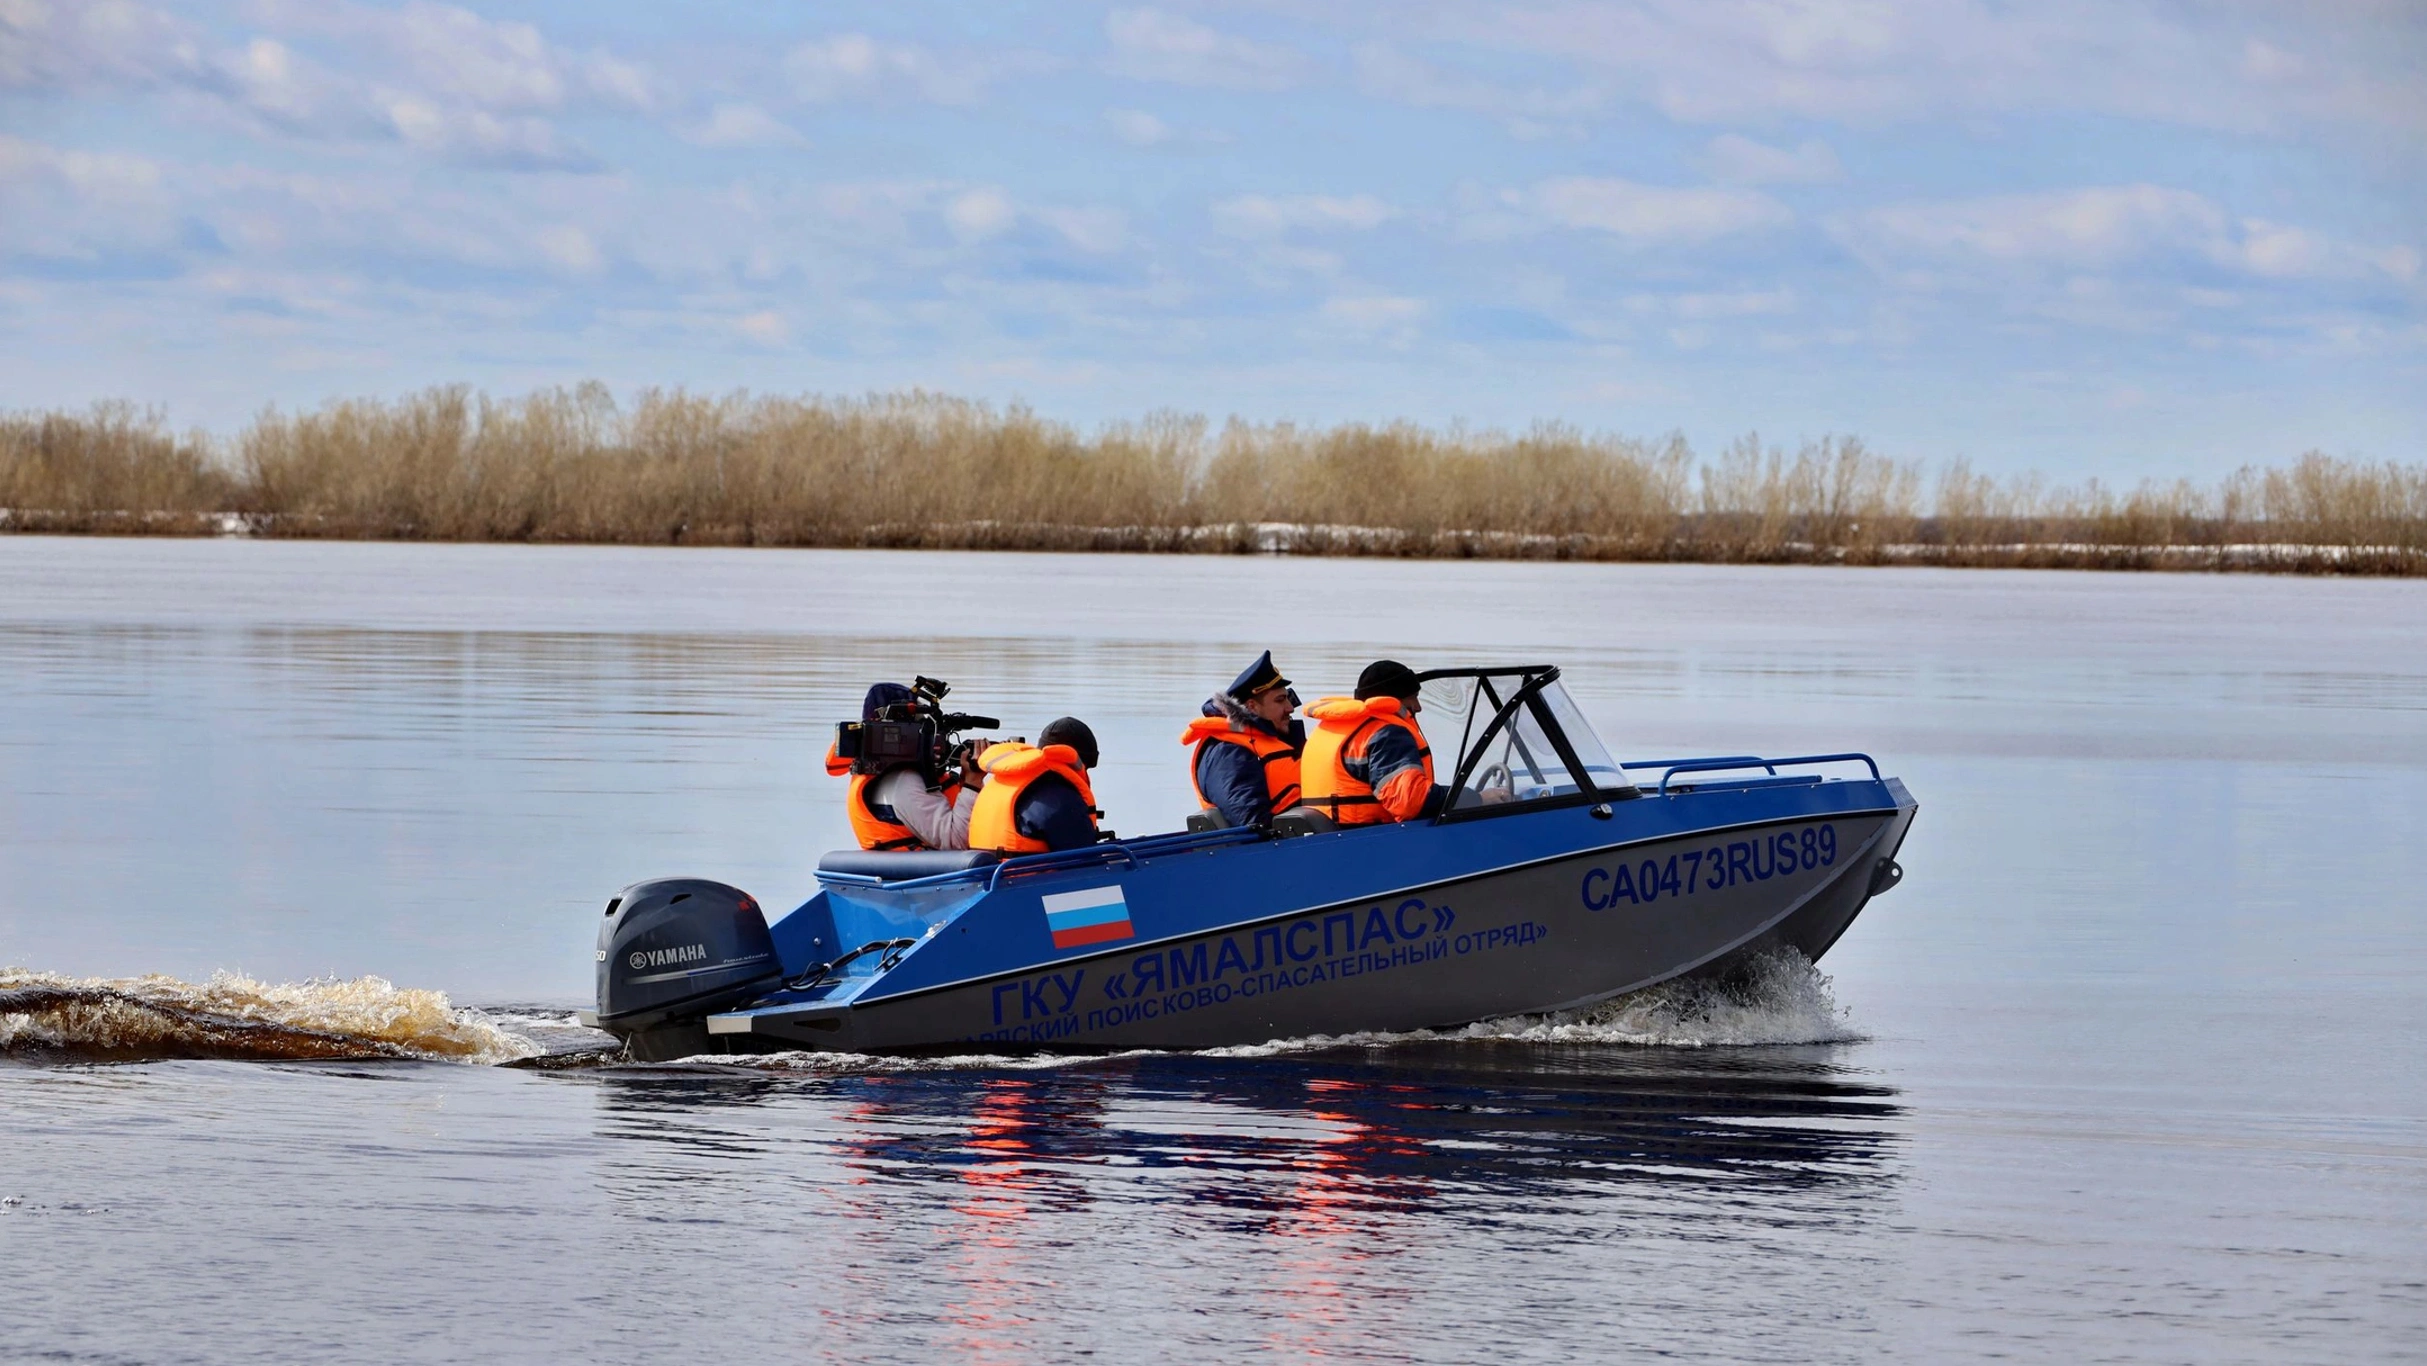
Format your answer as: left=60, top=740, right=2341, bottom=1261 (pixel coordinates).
left=1270, top=809, right=1336, bottom=837
left=817, top=849, right=1003, bottom=880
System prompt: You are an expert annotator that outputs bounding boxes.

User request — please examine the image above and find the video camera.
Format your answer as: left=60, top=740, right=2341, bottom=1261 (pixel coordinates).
left=833, top=675, right=1001, bottom=786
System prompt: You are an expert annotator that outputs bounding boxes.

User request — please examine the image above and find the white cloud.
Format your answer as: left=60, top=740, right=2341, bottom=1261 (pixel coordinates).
left=1035, top=205, right=1129, bottom=254
left=1351, top=43, right=1605, bottom=132
left=1703, top=133, right=1842, bottom=185
left=1104, top=9, right=1305, bottom=90
left=2228, top=219, right=2419, bottom=283
left=0, top=134, right=176, bottom=260
left=1852, top=185, right=2222, bottom=267
left=786, top=33, right=990, bottom=105
left=0, top=0, right=187, bottom=90
left=1320, top=293, right=1427, bottom=344
left=1105, top=107, right=1172, bottom=146
left=1656, top=287, right=1798, bottom=319
left=579, top=51, right=658, bottom=110
left=382, top=96, right=598, bottom=172
left=1523, top=176, right=1790, bottom=243
left=683, top=103, right=806, bottom=149
left=2239, top=37, right=2305, bottom=85
left=534, top=224, right=602, bottom=274
left=386, top=4, right=566, bottom=110
left=0, top=133, right=164, bottom=202
left=736, top=309, right=788, bottom=345
left=944, top=186, right=1016, bottom=241
left=1321, top=0, right=2427, bottom=136
left=1213, top=193, right=1397, bottom=236
left=1323, top=294, right=1424, bottom=324
left=0, top=0, right=634, bottom=169
left=1842, top=185, right=2423, bottom=296
left=251, top=0, right=662, bottom=113
left=925, top=187, right=1127, bottom=252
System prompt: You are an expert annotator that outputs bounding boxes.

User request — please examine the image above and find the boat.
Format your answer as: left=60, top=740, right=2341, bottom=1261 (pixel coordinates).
left=584, top=665, right=1917, bottom=1060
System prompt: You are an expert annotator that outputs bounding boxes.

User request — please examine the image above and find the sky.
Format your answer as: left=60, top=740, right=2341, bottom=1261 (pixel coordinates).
left=1, top=0, right=2422, bottom=479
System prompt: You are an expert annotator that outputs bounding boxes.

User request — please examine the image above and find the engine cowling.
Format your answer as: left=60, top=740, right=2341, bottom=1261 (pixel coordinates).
left=594, top=878, right=784, bottom=1038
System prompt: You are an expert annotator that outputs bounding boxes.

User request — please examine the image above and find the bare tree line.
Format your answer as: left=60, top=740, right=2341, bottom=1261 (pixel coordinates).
left=4, top=385, right=2420, bottom=573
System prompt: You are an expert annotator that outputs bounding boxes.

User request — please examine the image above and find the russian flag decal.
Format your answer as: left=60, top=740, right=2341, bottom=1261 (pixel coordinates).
left=1041, top=885, right=1134, bottom=950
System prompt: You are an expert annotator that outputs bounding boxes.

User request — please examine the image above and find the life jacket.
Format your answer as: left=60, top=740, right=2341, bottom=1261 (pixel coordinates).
left=826, top=741, right=957, bottom=852
left=968, top=742, right=1098, bottom=855
left=1180, top=716, right=1301, bottom=817
left=1300, top=697, right=1433, bottom=826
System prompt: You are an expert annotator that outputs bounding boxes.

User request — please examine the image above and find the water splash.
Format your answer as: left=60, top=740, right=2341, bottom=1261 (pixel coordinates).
left=1206, top=948, right=1861, bottom=1057
left=1472, top=947, right=1860, bottom=1048
left=0, top=968, right=538, bottom=1065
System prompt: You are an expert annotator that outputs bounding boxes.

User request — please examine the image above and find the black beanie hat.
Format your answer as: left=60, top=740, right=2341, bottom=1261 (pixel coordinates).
left=1354, top=659, right=1421, bottom=701
left=862, top=681, right=914, bottom=723
left=1039, top=716, right=1100, bottom=768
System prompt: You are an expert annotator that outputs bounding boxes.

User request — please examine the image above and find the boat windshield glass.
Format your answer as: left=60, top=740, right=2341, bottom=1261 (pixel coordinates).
left=1447, top=690, right=1583, bottom=810
left=1415, top=675, right=1482, bottom=769
left=1536, top=680, right=1626, bottom=792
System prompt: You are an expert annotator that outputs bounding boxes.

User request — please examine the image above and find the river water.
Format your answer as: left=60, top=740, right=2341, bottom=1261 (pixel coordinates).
left=2, top=537, right=2421, bottom=1363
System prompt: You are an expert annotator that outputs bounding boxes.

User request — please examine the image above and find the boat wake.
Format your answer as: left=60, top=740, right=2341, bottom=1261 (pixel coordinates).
left=2, top=950, right=1852, bottom=1070
left=0, top=968, right=539, bottom=1065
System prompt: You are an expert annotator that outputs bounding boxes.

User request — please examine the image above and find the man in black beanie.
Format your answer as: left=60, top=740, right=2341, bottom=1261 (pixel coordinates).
left=970, top=716, right=1104, bottom=853
left=1301, top=659, right=1439, bottom=825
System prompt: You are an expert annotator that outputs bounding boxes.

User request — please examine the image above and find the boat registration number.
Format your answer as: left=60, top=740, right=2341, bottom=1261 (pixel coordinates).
left=1581, top=823, right=1837, bottom=911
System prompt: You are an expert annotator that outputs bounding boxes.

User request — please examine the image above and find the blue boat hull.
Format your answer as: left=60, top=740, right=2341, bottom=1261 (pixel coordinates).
left=672, top=772, right=1916, bottom=1056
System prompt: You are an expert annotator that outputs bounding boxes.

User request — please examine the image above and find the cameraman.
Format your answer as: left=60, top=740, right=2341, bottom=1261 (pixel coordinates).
left=826, top=683, right=983, bottom=851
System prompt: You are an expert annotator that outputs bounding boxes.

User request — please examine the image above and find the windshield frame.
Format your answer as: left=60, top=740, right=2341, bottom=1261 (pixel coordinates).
left=1410, top=665, right=1617, bottom=823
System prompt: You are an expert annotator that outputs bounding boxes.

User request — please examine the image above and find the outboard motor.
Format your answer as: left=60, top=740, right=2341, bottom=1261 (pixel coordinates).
left=595, top=878, right=785, bottom=1061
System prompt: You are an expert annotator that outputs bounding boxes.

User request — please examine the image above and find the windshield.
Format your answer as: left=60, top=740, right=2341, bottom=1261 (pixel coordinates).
left=1536, top=680, right=1626, bottom=792
left=1447, top=693, right=1585, bottom=809
left=1416, top=674, right=1483, bottom=774
left=1426, top=672, right=1627, bottom=813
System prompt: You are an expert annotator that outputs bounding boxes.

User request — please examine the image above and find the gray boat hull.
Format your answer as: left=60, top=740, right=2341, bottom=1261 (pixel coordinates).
left=711, top=793, right=1916, bottom=1054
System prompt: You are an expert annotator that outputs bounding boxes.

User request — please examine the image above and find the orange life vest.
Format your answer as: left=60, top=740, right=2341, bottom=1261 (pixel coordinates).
left=1300, top=697, right=1433, bottom=826
left=1180, top=716, right=1301, bottom=817
left=826, top=741, right=957, bottom=852
left=968, top=742, right=1098, bottom=855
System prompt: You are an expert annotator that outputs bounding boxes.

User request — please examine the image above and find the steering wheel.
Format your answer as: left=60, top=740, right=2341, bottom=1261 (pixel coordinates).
left=1475, top=761, right=1512, bottom=794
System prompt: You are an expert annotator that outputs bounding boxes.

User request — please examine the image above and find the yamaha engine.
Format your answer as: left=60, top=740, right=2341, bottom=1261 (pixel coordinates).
left=595, top=878, right=785, bottom=1061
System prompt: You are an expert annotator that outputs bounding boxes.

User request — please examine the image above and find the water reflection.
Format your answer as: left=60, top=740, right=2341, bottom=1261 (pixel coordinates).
left=564, top=1046, right=1903, bottom=1355
left=580, top=1045, right=1901, bottom=1206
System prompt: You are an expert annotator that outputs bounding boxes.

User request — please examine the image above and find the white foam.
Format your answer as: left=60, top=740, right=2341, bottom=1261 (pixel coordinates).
left=1204, top=948, right=1861, bottom=1056
left=0, top=967, right=540, bottom=1065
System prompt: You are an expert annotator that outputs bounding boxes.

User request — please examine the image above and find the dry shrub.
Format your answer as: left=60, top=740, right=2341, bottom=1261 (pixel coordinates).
left=1697, top=435, right=1920, bottom=560
left=2255, top=453, right=2427, bottom=552
left=1194, top=419, right=1691, bottom=555
left=4, top=386, right=2420, bottom=573
left=0, top=403, right=236, bottom=524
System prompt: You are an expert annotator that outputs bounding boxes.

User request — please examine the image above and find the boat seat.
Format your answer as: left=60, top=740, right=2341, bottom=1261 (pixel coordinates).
left=1185, top=809, right=1232, bottom=833
left=817, top=849, right=1002, bottom=880
left=1270, top=809, right=1335, bottom=838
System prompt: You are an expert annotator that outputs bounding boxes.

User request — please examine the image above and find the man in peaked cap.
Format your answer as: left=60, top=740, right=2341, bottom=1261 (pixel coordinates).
left=1180, top=650, right=1305, bottom=829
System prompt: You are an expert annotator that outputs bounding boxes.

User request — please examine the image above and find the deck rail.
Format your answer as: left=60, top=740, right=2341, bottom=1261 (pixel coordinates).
left=1634, top=752, right=1882, bottom=797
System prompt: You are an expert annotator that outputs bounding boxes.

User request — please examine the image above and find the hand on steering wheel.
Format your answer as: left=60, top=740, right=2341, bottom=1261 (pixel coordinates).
left=1475, top=761, right=1516, bottom=804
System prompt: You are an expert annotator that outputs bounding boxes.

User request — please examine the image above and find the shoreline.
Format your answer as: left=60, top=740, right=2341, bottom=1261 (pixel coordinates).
left=8, top=387, right=2422, bottom=577
left=4, top=506, right=2418, bottom=575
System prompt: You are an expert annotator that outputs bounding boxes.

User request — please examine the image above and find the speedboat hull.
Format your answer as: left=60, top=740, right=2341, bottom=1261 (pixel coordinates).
left=612, top=769, right=1915, bottom=1058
